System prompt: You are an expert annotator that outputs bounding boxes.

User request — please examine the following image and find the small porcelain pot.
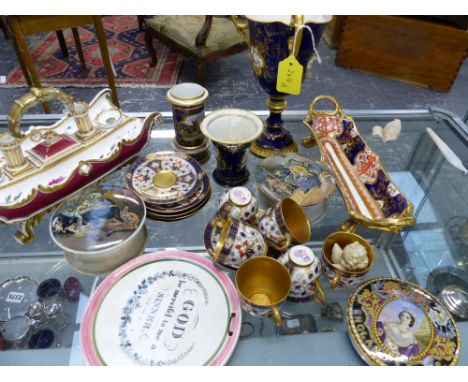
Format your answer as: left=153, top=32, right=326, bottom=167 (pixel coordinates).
left=278, top=245, right=327, bottom=304
left=321, top=232, right=375, bottom=289
left=217, top=186, right=258, bottom=223
left=50, top=185, right=147, bottom=276
left=235, top=256, right=291, bottom=325
left=166, top=83, right=210, bottom=163
left=257, top=198, right=311, bottom=251
left=211, top=216, right=267, bottom=269
left=200, top=108, right=263, bottom=186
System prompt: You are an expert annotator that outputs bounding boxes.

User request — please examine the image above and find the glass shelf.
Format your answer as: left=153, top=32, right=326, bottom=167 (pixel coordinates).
left=0, top=107, right=467, bottom=365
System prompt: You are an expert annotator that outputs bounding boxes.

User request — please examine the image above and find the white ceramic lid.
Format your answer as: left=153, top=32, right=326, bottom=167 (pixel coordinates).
left=288, top=245, right=316, bottom=267
left=166, top=83, right=209, bottom=107
left=200, top=109, right=263, bottom=145
left=80, top=250, right=242, bottom=366
left=228, top=187, right=252, bottom=206
left=50, top=185, right=145, bottom=253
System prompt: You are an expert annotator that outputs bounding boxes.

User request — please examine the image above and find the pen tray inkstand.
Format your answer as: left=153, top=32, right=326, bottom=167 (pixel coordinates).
left=0, top=87, right=163, bottom=244
left=302, top=95, right=415, bottom=233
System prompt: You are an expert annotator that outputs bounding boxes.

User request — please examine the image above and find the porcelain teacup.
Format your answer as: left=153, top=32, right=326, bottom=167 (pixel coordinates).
left=257, top=197, right=311, bottom=251
left=321, top=232, right=375, bottom=289
left=277, top=245, right=327, bottom=304
left=210, top=216, right=267, bottom=269
left=235, top=256, right=291, bottom=325
left=217, top=186, right=258, bottom=224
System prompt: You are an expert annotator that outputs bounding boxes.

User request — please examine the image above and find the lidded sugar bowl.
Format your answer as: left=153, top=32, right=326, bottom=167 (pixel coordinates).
left=277, top=245, right=327, bottom=304
left=50, top=184, right=147, bottom=275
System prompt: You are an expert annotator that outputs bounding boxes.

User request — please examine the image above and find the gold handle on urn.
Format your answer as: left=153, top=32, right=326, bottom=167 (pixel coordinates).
left=231, top=16, right=250, bottom=45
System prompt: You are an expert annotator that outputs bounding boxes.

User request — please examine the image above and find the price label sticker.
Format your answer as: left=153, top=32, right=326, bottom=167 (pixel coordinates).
left=276, top=55, right=303, bottom=95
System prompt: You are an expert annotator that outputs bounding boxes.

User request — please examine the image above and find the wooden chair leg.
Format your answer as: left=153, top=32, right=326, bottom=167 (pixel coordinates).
left=94, top=16, right=119, bottom=107
left=137, top=16, right=145, bottom=31
left=0, top=17, right=9, bottom=40
left=72, top=27, right=88, bottom=78
left=8, top=16, right=51, bottom=113
left=145, top=31, right=157, bottom=67
left=196, top=61, right=206, bottom=86
left=56, top=30, right=69, bottom=57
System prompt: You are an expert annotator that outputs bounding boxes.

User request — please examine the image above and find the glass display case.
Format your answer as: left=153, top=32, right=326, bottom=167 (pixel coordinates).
left=0, top=107, right=467, bottom=365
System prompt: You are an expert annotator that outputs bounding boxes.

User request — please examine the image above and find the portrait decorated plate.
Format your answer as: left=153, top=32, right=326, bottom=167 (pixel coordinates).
left=346, top=277, right=461, bottom=366
left=80, top=251, right=241, bottom=366
left=126, top=151, right=204, bottom=205
left=255, top=153, right=335, bottom=207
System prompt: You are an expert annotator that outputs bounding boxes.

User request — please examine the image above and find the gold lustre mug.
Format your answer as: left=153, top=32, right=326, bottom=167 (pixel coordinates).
left=257, top=197, right=311, bottom=251
left=321, top=232, right=375, bottom=289
left=235, top=256, right=291, bottom=325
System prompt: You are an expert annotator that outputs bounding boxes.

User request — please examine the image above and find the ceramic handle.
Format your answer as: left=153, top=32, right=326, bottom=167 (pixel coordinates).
left=271, top=235, right=292, bottom=252
left=307, top=95, right=344, bottom=120
left=313, top=279, right=328, bottom=305
left=7, top=87, right=75, bottom=138
left=330, top=273, right=341, bottom=289
left=271, top=305, right=282, bottom=326
left=231, top=16, right=250, bottom=45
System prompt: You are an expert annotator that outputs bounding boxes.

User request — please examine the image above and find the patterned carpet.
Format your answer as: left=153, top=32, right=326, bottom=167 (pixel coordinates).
left=4, top=16, right=182, bottom=88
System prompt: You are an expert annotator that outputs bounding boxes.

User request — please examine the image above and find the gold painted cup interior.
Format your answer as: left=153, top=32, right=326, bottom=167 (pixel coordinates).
left=236, top=257, right=291, bottom=307
left=280, top=198, right=311, bottom=243
left=322, top=231, right=375, bottom=274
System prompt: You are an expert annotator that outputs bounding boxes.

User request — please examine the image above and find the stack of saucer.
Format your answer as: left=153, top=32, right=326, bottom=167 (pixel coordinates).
left=125, top=151, right=211, bottom=221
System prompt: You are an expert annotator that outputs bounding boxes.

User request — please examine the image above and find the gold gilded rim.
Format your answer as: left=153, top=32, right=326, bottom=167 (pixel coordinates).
left=280, top=198, right=311, bottom=244
left=322, top=232, right=375, bottom=275
left=213, top=216, right=233, bottom=262
left=236, top=256, right=291, bottom=308
left=250, top=141, right=298, bottom=158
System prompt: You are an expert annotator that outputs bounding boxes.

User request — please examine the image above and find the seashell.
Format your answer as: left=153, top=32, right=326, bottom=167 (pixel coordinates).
left=342, top=241, right=368, bottom=271
left=333, top=263, right=347, bottom=272
left=331, top=243, right=343, bottom=264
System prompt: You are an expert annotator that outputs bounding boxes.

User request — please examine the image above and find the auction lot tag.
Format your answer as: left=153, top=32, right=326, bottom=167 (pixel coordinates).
left=276, top=55, right=303, bottom=95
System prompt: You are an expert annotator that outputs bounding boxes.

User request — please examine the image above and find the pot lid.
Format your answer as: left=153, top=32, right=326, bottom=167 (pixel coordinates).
left=80, top=250, right=242, bottom=365
left=0, top=276, right=38, bottom=322
left=288, top=245, right=317, bottom=267
left=50, top=184, right=145, bottom=253
left=255, top=153, right=335, bottom=206
left=347, top=277, right=461, bottom=366
left=166, top=83, right=209, bottom=107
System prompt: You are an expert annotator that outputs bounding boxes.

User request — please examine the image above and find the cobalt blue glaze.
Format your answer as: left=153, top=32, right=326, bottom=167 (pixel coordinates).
left=247, top=19, right=327, bottom=152
left=212, top=142, right=251, bottom=186
left=171, top=103, right=206, bottom=148
left=248, top=20, right=326, bottom=96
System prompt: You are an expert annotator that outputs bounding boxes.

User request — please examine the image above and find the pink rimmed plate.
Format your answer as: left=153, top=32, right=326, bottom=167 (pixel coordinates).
left=80, top=251, right=241, bottom=366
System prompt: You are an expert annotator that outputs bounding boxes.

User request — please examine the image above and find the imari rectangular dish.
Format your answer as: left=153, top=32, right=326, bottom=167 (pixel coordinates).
left=0, top=87, right=163, bottom=244
left=302, top=95, right=415, bottom=233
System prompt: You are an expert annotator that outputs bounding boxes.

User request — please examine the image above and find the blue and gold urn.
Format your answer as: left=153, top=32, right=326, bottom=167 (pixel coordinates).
left=232, top=15, right=331, bottom=157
